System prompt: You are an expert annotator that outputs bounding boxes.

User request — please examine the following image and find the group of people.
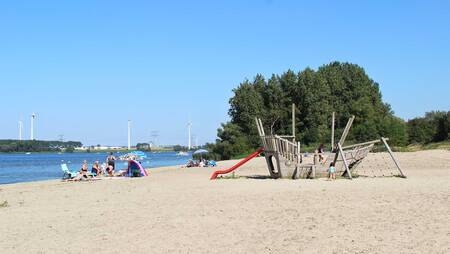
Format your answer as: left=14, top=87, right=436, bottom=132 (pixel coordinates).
left=184, top=158, right=217, bottom=168
left=69, top=153, right=117, bottom=181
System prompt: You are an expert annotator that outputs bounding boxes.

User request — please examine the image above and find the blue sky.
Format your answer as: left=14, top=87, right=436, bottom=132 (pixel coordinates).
left=0, top=0, right=449, bottom=146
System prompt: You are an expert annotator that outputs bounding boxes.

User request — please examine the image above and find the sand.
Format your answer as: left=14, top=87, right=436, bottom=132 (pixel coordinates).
left=1, top=150, right=450, bottom=253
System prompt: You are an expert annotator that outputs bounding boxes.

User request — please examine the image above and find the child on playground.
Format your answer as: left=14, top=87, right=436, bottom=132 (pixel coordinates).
left=317, top=143, right=325, bottom=163
left=328, top=162, right=336, bottom=180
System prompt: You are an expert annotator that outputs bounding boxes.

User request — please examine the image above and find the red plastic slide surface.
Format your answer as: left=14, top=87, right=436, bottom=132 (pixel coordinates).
left=210, top=147, right=265, bottom=180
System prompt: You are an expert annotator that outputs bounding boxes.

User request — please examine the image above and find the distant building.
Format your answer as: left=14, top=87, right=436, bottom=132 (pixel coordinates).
left=75, top=146, right=126, bottom=151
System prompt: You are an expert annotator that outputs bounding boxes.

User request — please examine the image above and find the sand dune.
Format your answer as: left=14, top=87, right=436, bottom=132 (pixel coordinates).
left=1, top=150, right=450, bottom=253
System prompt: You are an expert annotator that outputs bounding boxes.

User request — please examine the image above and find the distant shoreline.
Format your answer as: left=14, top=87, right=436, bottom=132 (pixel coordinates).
left=0, top=148, right=176, bottom=154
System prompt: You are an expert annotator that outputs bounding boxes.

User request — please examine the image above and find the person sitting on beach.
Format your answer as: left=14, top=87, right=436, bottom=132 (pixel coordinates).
left=80, top=160, right=89, bottom=177
left=328, top=162, right=336, bottom=180
left=184, top=160, right=194, bottom=168
left=106, top=164, right=114, bottom=176
left=106, top=152, right=116, bottom=171
left=91, top=161, right=100, bottom=176
left=69, top=160, right=90, bottom=181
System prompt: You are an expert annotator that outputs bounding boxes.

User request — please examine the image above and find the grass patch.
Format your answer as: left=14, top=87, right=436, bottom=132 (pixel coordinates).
left=392, top=140, right=450, bottom=152
left=0, top=200, right=8, bottom=208
left=216, top=171, right=242, bottom=179
left=231, top=153, right=253, bottom=160
left=422, top=140, right=450, bottom=150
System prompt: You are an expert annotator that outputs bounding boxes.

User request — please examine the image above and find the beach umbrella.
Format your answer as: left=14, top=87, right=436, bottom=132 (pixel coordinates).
left=193, top=149, right=208, bottom=160
left=130, top=151, right=147, bottom=159
left=193, top=149, right=208, bottom=155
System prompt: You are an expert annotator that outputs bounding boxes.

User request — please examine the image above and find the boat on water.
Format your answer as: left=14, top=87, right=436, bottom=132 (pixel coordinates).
left=118, top=151, right=147, bottom=161
left=25, top=152, right=31, bottom=155
left=177, top=151, right=189, bottom=156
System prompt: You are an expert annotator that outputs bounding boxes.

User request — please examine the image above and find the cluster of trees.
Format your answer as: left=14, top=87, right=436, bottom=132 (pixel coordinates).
left=136, top=143, right=152, bottom=151
left=207, top=62, right=448, bottom=160
left=0, top=140, right=82, bottom=153
left=407, top=111, right=450, bottom=144
left=172, top=145, right=189, bottom=152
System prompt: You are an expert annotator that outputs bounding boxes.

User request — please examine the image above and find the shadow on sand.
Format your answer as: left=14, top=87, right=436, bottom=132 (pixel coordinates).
left=245, top=175, right=273, bottom=180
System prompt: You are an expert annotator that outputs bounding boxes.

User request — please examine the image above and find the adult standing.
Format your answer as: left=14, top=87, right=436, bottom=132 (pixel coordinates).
left=317, top=143, right=325, bottom=163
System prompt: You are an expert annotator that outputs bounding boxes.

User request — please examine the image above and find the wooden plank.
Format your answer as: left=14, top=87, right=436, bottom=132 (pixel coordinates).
left=331, top=112, right=335, bottom=150
left=258, top=118, right=265, bottom=136
left=255, top=117, right=262, bottom=136
left=292, top=103, right=295, bottom=141
left=339, top=115, right=355, bottom=146
left=311, top=165, right=316, bottom=179
left=338, top=143, right=352, bottom=179
left=274, top=135, right=297, bottom=146
left=286, top=141, right=290, bottom=160
left=342, top=138, right=388, bottom=150
left=381, top=137, right=406, bottom=178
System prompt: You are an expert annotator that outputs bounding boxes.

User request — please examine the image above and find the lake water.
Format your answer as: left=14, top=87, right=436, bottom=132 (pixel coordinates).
left=0, top=152, right=192, bottom=185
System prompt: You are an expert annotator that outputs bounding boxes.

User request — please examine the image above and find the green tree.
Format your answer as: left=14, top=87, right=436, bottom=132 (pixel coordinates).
left=209, top=61, right=415, bottom=160
left=210, top=123, right=252, bottom=160
left=262, top=74, right=287, bottom=135
left=407, top=111, right=450, bottom=143
left=296, top=68, right=331, bottom=144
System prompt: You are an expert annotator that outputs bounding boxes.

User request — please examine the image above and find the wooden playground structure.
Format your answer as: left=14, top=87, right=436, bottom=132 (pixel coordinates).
left=254, top=104, right=406, bottom=179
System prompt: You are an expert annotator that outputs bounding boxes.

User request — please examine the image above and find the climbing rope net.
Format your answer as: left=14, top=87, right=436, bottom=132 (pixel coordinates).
left=333, top=144, right=403, bottom=177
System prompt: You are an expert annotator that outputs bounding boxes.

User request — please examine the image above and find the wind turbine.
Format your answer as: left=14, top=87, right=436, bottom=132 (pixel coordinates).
left=18, top=120, right=23, bottom=141
left=127, top=120, right=131, bottom=150
left=187, top=120, right=192, bottom=150
left=192, top=134, right=198, bottom=148
left=150, top=130, right=159, bottom=147
left=30, top=113, right=36, bottom=140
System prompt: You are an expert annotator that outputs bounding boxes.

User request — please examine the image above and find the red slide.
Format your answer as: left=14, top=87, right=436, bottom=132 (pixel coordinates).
left=210, top=147, right=265, bottom=180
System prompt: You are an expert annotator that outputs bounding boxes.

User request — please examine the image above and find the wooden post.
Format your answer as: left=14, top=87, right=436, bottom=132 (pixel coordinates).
left=331, top=112, right=335, bottom=150
left=337, top=143, right=352, bottom=179
left=258, top=118, right=266, bottom=136
left=333, top=116, right=354, bottom=164
left=339, top=115, right=355, bottom=146
left=255, top=117, right=262, bottom=136
left=381, top=137, right=406, bottom=178
left=292, top=103, right=295, bottom=141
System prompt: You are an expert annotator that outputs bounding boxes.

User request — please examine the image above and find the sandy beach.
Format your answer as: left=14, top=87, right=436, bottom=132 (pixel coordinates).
left=1, top=150, right=450, bottom=253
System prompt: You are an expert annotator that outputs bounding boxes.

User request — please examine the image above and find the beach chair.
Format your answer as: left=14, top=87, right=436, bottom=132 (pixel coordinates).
left=61, top=164, right=78, bottom=180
